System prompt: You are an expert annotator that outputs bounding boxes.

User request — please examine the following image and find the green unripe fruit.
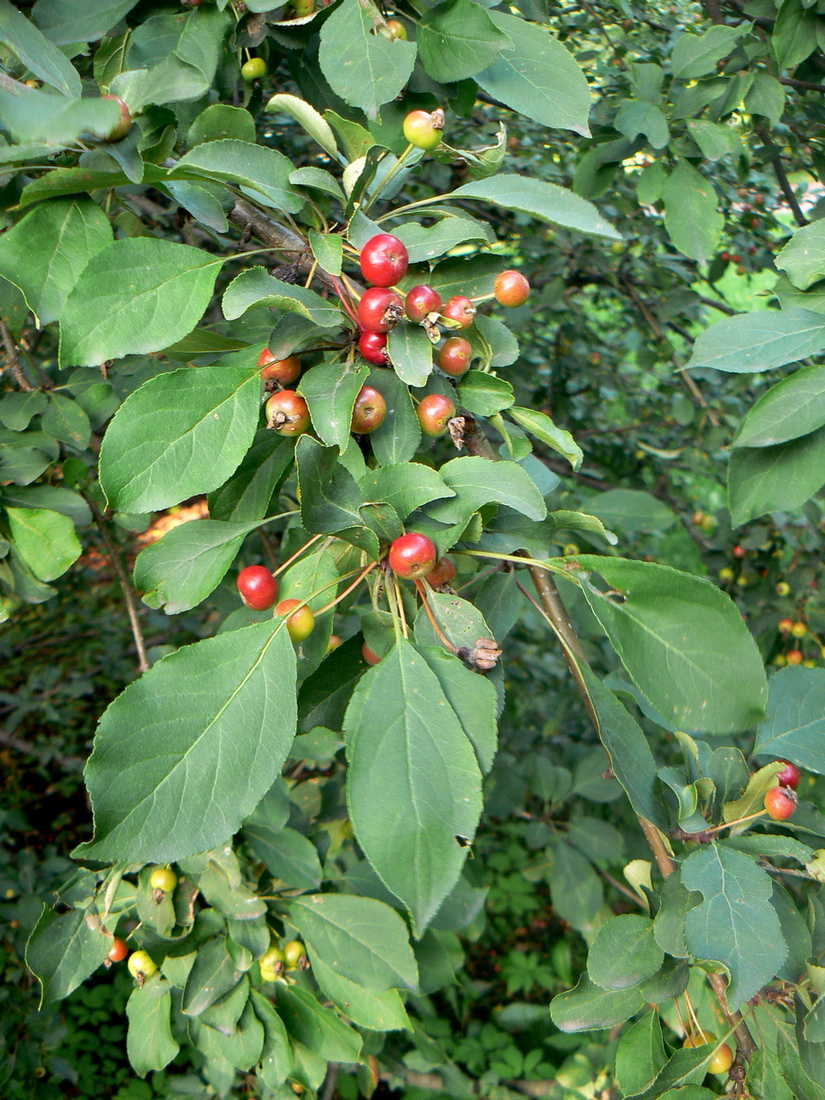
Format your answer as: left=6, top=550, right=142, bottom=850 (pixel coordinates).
left=128, top=950, right=157, bottom=980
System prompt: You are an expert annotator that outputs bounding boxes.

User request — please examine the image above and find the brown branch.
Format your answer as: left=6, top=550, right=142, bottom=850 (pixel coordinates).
left=1, top=319, right=35, bottom=391
left=228, top=198, right=340, bottom=293
left=703, top=0, right=724, bottom=23
left=756, top=127, right=808, bottom=227
left=87, top=499, right=149, bottom=674
left=779, top=76, right=825, bottom=92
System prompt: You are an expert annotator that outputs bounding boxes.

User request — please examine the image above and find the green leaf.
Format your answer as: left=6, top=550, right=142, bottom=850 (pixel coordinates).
left=615, top=1012, right=667, bottom=1097
left=773, top=0, right=819, bottom=69
left=574, top=555, right=768, bottom=733
left=318, top=0, right=416, bottom=118
left=415, top=646, right=498, bottom=775
left=72, top=620, right=297, bottom=863
left=457, top=371, right=514, bottom=416
left=671, top=24, right=743, bottom=78
left=360, top=463, right=454, bottom=519
left=587, top=489, right=675, bottom=533
left=26, top=904, right=112, bottom=1003
left=549, top=840, right=603, bottom=932
left=615, top=100, right=670, bottom=149
left=427, top=456, right=546, bottom=524
left=0, top=197, right=112, bottom=326
left=182, top=937, right=243, bottom=1016
left=653, top=870, right=699, bottom=959
left=251, top=990, right=293, bottom=1088
left=265, top=93, right=339, bottom=160
left=295, top=436, right=371, bottom=541
left=31, top=0, right=141, bottom=47
left=0, top=0, right=82, bottom=93
left=188, top=104, right=256, bottom=146
left=733, top=366, right=825, bottom=448
left=41, top=394, right=91, bottom=450
left=343, top=639, right=483, bottom=934
left=298, top=361, right=368, bottom=449
left=662, top=161, right=722, bottom=264
left=289, top=894, right=418, bottom=992
left=413, top=591, right=493, bottom=654
left=687, top=119, right=742, bottom=161
left=450, top=174, right=620, bottom=240
left=274, top=984, right=362, bottom=1063
left=6, top=507, right=82, bottom=582
left=728, top=426, right=825, bottom=526
left=172, top=139, right=302, bottom=214
left=776, top=220, right=825, bottom=290
left=682, top=844, right=787, bottom=1011
left=476, top=11, right=591, bottom=136
left=308, top=229, right=344, bottom=277
left=249, top=826, right=322, bottom=891
left=745, top=72, right=786, bottom=126
left=754, top=667, right=825, bottom=775
left=126, top=980, right=180, bottom=1077
left=59, top=238, right=221, bottom=367
left=0, top=85, right=125, bottom=147
left=581, top=667, right=669, bottom=829
left=222, top=268, right=342, bottom=328
left=366, top=369, right=421, bottom=466
left=394, top=216, right=494, bottom=263
left=686, top=308, right=825, bottom=373
left=506, top=406, right=583, bottom=468
left=134, top=519, right=262, bottom=614
left=550, top=973, right=643, bottom=1032
left=310, top=953, right=411, bottom=1032
left=208, top=432, right=294, bottom=523
left=387, top=324, right=434, bottom=387
left=99, top=360, right=260, bottom=514
left=417, top=0, right=510, bottom=83
left=587, top=914, right=663, bottom=990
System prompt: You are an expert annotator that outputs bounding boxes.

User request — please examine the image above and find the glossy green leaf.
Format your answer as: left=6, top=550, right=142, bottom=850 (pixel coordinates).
left=295, top=436, right=369, bottom=539
left=344, top=639, right=483, bottom=934
left=0, top=197, right=112, bottom=326
left=289, top=894, right=418, bottom=991
left=365, top=369, right=421, bottom=466
left=671, top=24, right=743, bottom=78
left=251, top=990, right=293, bottom=1088
left=99, top=359, right=259, bottom=514
left=59, top=238, right=221, bottom=367
left=394, top=216, right=494, bottom=263
left=251, top=826, right=322, bottom=891
left=728, top=426, right=825, bottom=526
left=360, top=463, right=454, bottom=519
left=208, top=432, right=294, bottom=523
left=6, top=507, right=82, bottom=582
left=172, top=139, right=302, bottom=214
left=26, top=904, right=112, bottom=1004
left=415, top=646, right=498, bottom=775
left=310, top=953, right=410, bottom=1032
left=457, top=371, right=514, bottom=416
left=549, top=840, right=603, bottom=932
left=776, top=220, right=825, bottom=290
left=773, top=0, right=819, bottom=69
left=41, top=394, right=91, bottom=450
left=574, top=555, right=767, bottom=732
left=733, top=366, right=825, bottom=448
left=753, top=666, right=825, bottom=775
left=682, top=843, right=786, bottom=1011
left=266, top=94, right=338, bottom=160
left=182, top=937, right=243, bottom=1016
left=686, top=307, right=825, bottom=373
left=222, top=268, right=342, bottom=327
left=476, top=11, right=590, bottom=136
left=662, top=160, right=722, bottom=264
left=427, top=456, right=546, bottom=524
left=450, top=174, right=620, bottom=240
left=0, top=0, right=83, bottom=93
left=32, top=0, right=141, bottom=46
left=615, top=100, right=669, bottom=148
left=298, top=361, right=368, bottom=449
left=417, top=0, right=510, bottom=83
left=615, top=1012, right=667, bottom=1097
left=73, top=620, right=297, bottom=863
left=318, top=0, right=416, bottom=118
left=274, top=984, right=362, bottom=1063
left=550, top=973, right=643, bottom=1032
left=587, top=914, right=663, bottom=990
left=387, top=323, right=434, bottom=387
left=506, top=406, right=583, bottom=468
left=126, top=980, right=180, bottom=1077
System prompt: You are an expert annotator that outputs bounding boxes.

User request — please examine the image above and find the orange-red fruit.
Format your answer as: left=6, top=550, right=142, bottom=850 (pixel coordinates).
left=417, top=393, right=456, bottom=436
left=237, top=565, right=278, bottom=610
left=351, top=386, right=387, bottom=433
left=358, top=330, right=389, bottom=365
left=405, top=285, right=443, bottom=322
left=786, top=649, right=804, bottom=665
left=358, top=287, right=404, bottom=333
left=108, top=938, right=129, bottom=963
left=258, top=349, right=301, bottom=384
left=764, top=785, right=798, bottom=821
left=276, top=599, right=316, bottom=642
left=441, top=296, right=476, bottom=330
left=427, top=556, right=456, bottom=587
left=494, top=269, right=530, bottom=307
left=775, top=760, right=801, bottom=789
left=265, top=390, right=311, bottom=436
left=362, top=642, right=381, bottom=666
left=778, top=618, right=794, bottom=634
left=437, top=337, right=472, bottom=377
left=101, top=95, right=131, bottom=142
left=360, top=233, right=409, bottom=287
left=388, top=532, right=438, bottom=578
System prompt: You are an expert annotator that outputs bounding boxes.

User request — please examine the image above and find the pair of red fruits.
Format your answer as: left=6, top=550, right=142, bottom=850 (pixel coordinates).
left=236, top=566, right=315, bottom=641
left=763, top=760, right=801, bottom=821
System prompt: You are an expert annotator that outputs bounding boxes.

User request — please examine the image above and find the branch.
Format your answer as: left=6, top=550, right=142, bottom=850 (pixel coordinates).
left=756, top=127, right=808, bottom=227
left=1, top=319, right=35, bottom=391
left=87, top=499, right=149, bottom=674
left=228, top=198, right=341, bottom=293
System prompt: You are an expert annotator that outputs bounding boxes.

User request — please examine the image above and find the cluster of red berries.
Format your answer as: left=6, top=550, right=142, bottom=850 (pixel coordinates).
left=235, top=565, right=315, bottom=641
left=763, top=760, right=801, bottom=821
left=355, top=231, right=530, bottom=437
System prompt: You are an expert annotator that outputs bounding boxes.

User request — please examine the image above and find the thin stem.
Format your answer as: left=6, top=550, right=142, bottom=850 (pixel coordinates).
left=315, top=563, right=377, bottom=615
left=272, top=533, right=326, bottom=579
left=0, top=320, right=35, bottom=391
left=414, top=580, right=457, bottom=653
left=88, top=499, right=149, bottom=674
left=384, top=571, right=405, bottom=644
left=705, top=810, right=766, bottom=835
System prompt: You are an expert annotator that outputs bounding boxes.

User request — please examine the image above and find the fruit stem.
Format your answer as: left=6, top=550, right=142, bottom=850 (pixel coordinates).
left=705, top=810, right=766, bottom=835
left=272, top=533, right=326, bottom=580
left=413, top=580, right=457, bottom=654
left=315, top=563, right=378, bottom=615
left=373, top=193, right=452, bottom=222
left=385, top=574, right=408, bottom=642
left=329, top=274, right=360, bottom=325
left=458, top=547, right=574, bottom=581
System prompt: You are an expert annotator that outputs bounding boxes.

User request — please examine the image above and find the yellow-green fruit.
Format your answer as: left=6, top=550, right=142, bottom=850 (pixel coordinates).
left=241, top=57, right=267, bottom=80
left=791, top=622, right=807, bottom=638
left=260, top=945, right=285, bottom=977
left=283, top=940, right=307, bottom=969
left=128, top=950, right=157, bottom=980
left=149, top=866, right=178, bottom=892
left=562, top=543, right=580, bottom=557
left=718, top=567, right=734, bottom=582
left=776, top=581, right=790, bottom=596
